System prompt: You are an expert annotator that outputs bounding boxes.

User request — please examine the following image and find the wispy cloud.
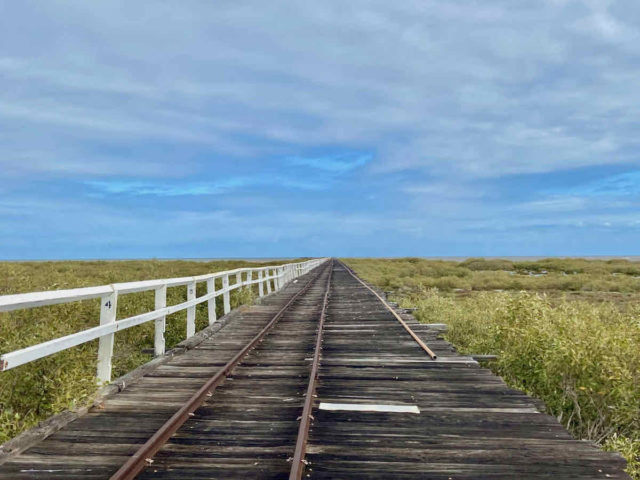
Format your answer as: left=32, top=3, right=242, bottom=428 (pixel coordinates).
left=0, top=152, right=186, bottom=178
left=86, top=175, right=325, bottom=197
left=285, top=153, right=372, bottom=173
left=569, top=171, right=640, bottom=197
left=4, top=1, right=637, bottom=181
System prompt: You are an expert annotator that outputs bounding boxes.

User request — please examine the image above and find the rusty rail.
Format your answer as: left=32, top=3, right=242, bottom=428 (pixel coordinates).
left=289, top=260, right=332, bottom=480
left=110, top=261, right=330, bottom=480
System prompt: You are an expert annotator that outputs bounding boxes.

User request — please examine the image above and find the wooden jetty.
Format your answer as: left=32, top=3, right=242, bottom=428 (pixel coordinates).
left=0, top=260, right=630, bottom=479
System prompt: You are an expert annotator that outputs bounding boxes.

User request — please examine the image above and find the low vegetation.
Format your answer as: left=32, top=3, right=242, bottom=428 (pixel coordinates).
left=344, top=257, right=640, bottom=479
left=0, top=259, right=300, bottom=443
left=346, top=257, right=640, bottom=297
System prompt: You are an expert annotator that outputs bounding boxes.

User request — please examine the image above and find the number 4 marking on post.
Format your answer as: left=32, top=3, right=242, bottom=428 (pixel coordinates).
left=105, top=300, right=112, bottom=309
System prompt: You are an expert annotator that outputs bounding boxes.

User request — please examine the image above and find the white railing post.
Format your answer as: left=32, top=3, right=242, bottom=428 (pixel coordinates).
left=154, top=285, right=166, bottom=356
left=258, top=270, right=264, bottom=297
left=247, top=270, right=253, bottom=293
left=96, top=290, right=117, bottom=383
left=186, top=280, right=196, bottom=338
left=236, top=272, right=242, bottom=291
left=223, top=274, right=230, bottom=314
left=266, top=269, right=272, bottom=294
left=206, top=277, right=216, bottom=325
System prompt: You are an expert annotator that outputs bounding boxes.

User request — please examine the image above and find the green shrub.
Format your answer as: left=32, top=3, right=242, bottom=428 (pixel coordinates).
left=604, top=435, right=640, bottom=479
left=406, top=291, right=640, bottom=478
left=459, top=257, right=513, bottom=271
left=344, top=257, right=640, bottom=294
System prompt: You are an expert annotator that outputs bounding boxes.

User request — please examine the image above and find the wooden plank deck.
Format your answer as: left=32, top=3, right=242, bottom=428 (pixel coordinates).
left=305, top=263, right=630, bottom=479
left=0, top=261, right=630, bottom=479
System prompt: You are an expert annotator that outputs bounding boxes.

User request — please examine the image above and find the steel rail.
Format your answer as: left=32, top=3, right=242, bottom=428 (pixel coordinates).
left=289, top=260, right=333, bottom=480
left=110, top=262, right=331, bottom=480
left=339, top=260, right=437, bottom=360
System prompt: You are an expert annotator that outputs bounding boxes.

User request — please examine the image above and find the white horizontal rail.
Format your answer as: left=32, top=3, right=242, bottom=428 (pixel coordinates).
left=0, top=285, right=114, bottom=312
left=0, top=265, right=299, bottom=312
left=0, top=258, right=327, bottom=382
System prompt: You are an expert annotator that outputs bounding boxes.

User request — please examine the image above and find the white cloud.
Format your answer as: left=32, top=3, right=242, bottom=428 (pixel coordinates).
left=2, top=0, right=639, bottom=181
left=1, top=1, right=640, bottom=257
left=0, top=152, right=186, bottom=178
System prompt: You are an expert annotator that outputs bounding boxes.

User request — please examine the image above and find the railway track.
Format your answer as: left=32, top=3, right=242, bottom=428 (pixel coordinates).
left=112, top=259, right=335, bottom=479
left=111, top=261, right=333, bottom=479
left=112, top=259, right=439, bottom=479
left=0, top=259, right=630, bottom=479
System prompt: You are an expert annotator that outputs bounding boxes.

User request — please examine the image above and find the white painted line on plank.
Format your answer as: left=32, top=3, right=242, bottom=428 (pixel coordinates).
left=319, top=402, right=420, bottom=414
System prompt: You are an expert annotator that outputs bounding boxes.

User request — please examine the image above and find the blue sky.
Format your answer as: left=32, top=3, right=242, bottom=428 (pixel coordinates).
left=1, top=1, right=639, bottom=259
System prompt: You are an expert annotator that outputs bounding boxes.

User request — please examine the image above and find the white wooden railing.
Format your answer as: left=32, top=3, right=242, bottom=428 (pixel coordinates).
left=0, top=258, right=327, bottom=383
